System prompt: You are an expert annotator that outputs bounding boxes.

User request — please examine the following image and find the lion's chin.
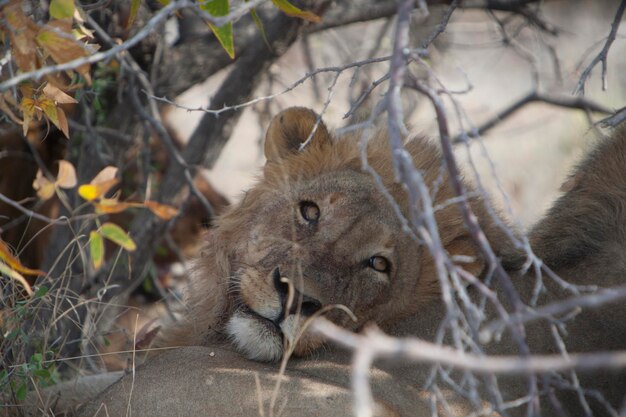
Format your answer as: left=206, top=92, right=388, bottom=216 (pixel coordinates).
left=226, top=310, right=284, bottom=362
left=226, top=308, right=325, bottom=362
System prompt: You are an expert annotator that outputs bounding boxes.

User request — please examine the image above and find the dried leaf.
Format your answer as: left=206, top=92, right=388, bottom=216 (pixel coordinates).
left=1, top=2, right=39, bottom=72
left=144, top=201, right=179, bottom=220
left=135, top=321, right=161, bottom=350
left=94, top=200, right=137, bottom=214
left=56, top=160, right=77, bottom=188
left=78, top=178, right=119, bottom=201
left=0, top=238, right=45, bottom=277
left=49, top=0, right=75, bottom=20
left=271, top=0, right=320, bottom=23
left=56, top=107, right=70, bottom=138
left=42, top=83, right=78, bottom=104
left=99, top=223, right=137, bottom=251
left=0, top=261, right=33, bottom=296
left=36, top=21, right=91, bottom=83
left=91, top=166, right=118, bottom=185
left=32, top=170, right=57, bottom=201
left=201, top=0, right=235, bottom=59
left=89, top=231, right=104, bottom=270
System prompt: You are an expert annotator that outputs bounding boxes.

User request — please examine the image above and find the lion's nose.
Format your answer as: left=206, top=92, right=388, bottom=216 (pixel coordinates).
left=290, top=293, right=322, bottom=316
left=272, top=267, right=322, bottom=319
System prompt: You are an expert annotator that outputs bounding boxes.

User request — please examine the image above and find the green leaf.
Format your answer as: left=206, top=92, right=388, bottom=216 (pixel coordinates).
left=5, top=329, right=19, bottom=341
left=50, top=0, right=75, bottom=20
left=271, top=0, right=320, bottom=22
left=16, top=382, right=27, bottom=401
left=99, top=223, right=137, bottom=252
left=89, top=231, right=105, bottom=270
left=128, top=0, right=141, bottom=29
left=201, top=0, right=235, bottom=59
left=33, top=369, right=51, bottom=379
left=250, top=7, right=271, bottom=51
left=34, top=285, right=49, bottom=299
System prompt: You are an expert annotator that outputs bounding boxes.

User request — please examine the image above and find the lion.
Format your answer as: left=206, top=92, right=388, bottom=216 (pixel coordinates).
left=9, top=109, right=626, bottom=417
left=151, top=106, right=521, bottom=362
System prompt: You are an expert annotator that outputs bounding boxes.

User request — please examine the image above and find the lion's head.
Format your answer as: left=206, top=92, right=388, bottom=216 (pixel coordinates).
left=158, top=107, right=518, bottom=362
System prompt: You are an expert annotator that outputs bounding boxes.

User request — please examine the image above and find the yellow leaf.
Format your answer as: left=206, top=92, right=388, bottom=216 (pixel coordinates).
left=49, top=0, right=75, bottom=20
left=78, top=178, right=119, bottom=201
left=56, top=160, right=77, bottom=188
left=128, top=0, right=141, bottom=29
left=21, top=97, right=37, bottom=136
left=144, top=201, right=179, bottom=220
left=72, top=25, right=95, bottom=40
left=0, top=261, right=33, bottom=296
left=39, top=98, right=60, bottom=130
left=0, top=238, right=45, bottom=277
left=71, top=10, right=95, bottom=39
left=42, top=83, right=78, bottom=104
left=99, top=223, right=137, bottom=251
left=89, top=231, right=104, bottom=270
left=271, top=0, right=320, bottom=23
left=32, top=170, right=57, bottom=201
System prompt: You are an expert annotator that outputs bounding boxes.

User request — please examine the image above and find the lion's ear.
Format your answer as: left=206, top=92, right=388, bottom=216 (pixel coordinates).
left=264, top=107, right=331, bottom=163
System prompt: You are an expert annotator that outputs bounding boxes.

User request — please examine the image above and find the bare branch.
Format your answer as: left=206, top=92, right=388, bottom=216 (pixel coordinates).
left=0, top=193, right=69, bottom=228
left=148, top=55, right=394, bottom=115
left=574, top=0, right=626, bottom=95
left=454, top=91, right=614, bottom=142
left=481, top=285, right=626, bottom=342
left=599, top=106, right=626, bottom=128
left=314, top=318, right=626, bottom=375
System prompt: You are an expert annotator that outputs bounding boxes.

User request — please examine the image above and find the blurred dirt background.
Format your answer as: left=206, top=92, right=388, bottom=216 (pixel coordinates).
left=167, top=0, right=626, bottom=230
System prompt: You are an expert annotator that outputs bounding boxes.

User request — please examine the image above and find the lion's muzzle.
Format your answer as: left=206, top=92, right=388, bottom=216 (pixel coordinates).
left=226, top=267, right=324, bottom=362
left=272, top=267, right=323, bottom=320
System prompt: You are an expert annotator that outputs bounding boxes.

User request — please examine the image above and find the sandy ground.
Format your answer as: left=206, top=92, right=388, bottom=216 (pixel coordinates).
left=167, top=0, right=626, bottom=230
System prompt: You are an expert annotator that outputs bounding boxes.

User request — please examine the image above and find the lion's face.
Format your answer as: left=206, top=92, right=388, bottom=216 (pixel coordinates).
left=212, top=108, right=485, bottom=361
left=226, top=168, right=419, bottom=361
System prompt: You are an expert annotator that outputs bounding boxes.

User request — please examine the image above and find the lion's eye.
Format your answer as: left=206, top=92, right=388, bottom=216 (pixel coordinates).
left=368, top=256, right=390, bottom=273
left=299, top=201, right=320, bottom=223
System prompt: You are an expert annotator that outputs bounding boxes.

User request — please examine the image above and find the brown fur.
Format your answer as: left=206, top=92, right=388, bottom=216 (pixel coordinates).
left=524, top=126, right=626, bottom=415
left=155, top=107, right=518, bottom=360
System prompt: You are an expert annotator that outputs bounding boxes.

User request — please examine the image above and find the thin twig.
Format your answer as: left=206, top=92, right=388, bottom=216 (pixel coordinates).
left=454, top=91, right=613, bottom=142
left=599, top=106, right=626, bottom=128
left=481, top=285, right=626, bottom=342
left=0, top=193, right=70, bottom=228
left=147, top=55, right=394, bottom=115
left=573, top=0, right=626, bottom=95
